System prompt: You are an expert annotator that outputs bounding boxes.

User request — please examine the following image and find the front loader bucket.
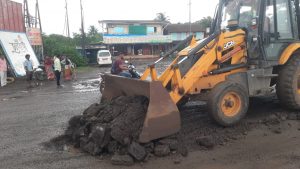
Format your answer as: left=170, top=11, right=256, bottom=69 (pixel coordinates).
left=102, top=74, right=181, bottom=143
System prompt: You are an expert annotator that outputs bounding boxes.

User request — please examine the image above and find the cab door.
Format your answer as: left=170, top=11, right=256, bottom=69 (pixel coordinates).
left=263, top=0, right=298, bottom=60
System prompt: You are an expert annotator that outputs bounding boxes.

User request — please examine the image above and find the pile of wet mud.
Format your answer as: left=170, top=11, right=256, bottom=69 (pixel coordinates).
left=44, top=96, right=300, bottom=166
left=46, top=95, right=187, bottom=166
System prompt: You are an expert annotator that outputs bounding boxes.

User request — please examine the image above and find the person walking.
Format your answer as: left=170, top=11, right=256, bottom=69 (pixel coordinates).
left=23, top=54, right=34, bottom=88
left=53, top=56, right=62, bottom=87
left=0, top=55, right=7, bottom=87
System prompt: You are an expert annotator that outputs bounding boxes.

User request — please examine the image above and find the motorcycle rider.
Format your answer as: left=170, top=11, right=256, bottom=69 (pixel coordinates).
left=111, top=53, right=132, bottom=78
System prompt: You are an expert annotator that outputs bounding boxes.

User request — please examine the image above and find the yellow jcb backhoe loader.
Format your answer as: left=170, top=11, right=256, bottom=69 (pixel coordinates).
left=102, top=0, right=300, bottom=143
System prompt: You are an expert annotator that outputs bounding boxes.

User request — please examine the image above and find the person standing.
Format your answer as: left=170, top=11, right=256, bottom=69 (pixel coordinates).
left=61, top=56, right=72, bottom=81
left=44, top=56, right=55, bottom=80
left=23, top=54, right=34, bottom=88
left=53, top=56, right=62, bottom=87
left=0, top=55, right=7, bottom=87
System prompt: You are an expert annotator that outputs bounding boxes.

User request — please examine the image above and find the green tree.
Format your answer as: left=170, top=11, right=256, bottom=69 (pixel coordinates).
left=43, top=34, right=87, bottom=66
left=87, top=26, right=103, bottom=43
left=194, top=16, right=213, bottom=29
left=154, top=13, right=170, bottom=23
left=73, top=26, right=103, bottom=46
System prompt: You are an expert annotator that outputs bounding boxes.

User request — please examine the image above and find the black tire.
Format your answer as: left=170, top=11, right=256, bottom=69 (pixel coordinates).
left=208, top=81, right=249, bottom=126
left=276, top=53, right=300, bottom=109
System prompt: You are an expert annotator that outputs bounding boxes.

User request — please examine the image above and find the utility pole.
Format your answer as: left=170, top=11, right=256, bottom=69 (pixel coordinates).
left=36, top=0, right=44, bottom=60
left=80, top=0, right=86, bottom=57
left=24, top=0, right=31, bottom=28
left=189, top=0, right=192, bottom=35
left=64, top=0, right=70, bottom=37
left=24, top=0, right=44, bottom=61
left=36, top=0, right=43, bottom=33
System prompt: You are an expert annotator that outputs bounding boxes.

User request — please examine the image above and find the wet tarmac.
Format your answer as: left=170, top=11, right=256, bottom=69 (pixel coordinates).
left=0, top=60, right=299, bottom=169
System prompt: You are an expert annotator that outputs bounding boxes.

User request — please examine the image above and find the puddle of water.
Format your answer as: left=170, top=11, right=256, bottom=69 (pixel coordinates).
left=72, top=78, right=100, bottom=92
left=1, top=95, right=24, bottom=101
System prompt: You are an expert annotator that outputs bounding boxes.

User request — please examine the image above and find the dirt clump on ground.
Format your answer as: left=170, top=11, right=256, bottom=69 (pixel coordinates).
left=45, top=97, right=300, bottom=166
left=47, top=95, right=187, bottom=166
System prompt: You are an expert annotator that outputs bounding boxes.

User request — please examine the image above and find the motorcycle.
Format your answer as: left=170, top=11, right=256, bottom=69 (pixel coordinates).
left=99, top=62, right=141, bottom=93
left=33, top=65, right=47, bottom=81
left=127, top=63, right=141, bottom=79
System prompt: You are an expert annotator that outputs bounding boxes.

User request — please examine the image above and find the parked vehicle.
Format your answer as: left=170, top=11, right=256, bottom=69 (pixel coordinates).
left=97, top=50, right=112, bottom=65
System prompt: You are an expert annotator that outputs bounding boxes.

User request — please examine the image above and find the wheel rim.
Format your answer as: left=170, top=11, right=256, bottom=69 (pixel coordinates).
left=221, top=92, right=241, bottom=117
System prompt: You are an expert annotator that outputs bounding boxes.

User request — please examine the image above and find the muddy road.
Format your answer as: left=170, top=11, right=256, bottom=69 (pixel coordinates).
left=0, top=60, right=299, bottom=169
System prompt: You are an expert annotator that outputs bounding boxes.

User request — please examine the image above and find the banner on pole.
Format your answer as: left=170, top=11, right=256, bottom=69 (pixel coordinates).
left=26, top=28, right=42, bottom=46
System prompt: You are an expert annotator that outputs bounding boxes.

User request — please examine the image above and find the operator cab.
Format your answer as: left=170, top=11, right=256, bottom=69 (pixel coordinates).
left=215, top=0, right=300, bottom=67
left=220, top=0, right=259, bottom=31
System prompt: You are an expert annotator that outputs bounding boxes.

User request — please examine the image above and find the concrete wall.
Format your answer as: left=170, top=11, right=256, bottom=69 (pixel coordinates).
left=170, top=32, right=205, bottom=41
left=106, top=23, right=163, bottom=35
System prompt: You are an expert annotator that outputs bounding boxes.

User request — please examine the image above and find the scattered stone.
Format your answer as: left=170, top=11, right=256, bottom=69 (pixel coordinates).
left=128, top=142, right=147, bottom=161
left=196, top=136, right=215, bottom=149
left=280, top=114, right=287, bottom=121
left=143, top=153, right=153, bottom=162
left=154, top=145, right=170, bottom=157
left=266, top=114, right=280, bottom=125
left=82, top=141, right=96, bottom=155
left=68, top=115, right=83, bottom=128
left=111, top=154, right=134, bottom=166
left=144, top=142, right=155, bottom=153
left=287, top=114, right=298, bottom=120
left=107, top=141, right=118, bottom=154
left=158, top=138, right=179, bottom=151
left=82, top=103, right=101, bottom=117
left=273, top=129, right=282, bottom=134
left=89, top=124, right=110, bottom=148
left=243, top=132, right=248, bottom=135
left=231, top=136, right=238, bottom=140
left=173, top=157, right=182, bottom=164
left=177, top=144, right=188, bottom=157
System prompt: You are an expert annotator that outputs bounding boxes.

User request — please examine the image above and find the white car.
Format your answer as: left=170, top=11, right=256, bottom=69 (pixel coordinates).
left=97, top=50, right=112, bottom=65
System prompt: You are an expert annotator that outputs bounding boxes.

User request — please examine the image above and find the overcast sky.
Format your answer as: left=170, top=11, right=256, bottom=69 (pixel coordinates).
left=12, top=0, right=219, bottom=35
